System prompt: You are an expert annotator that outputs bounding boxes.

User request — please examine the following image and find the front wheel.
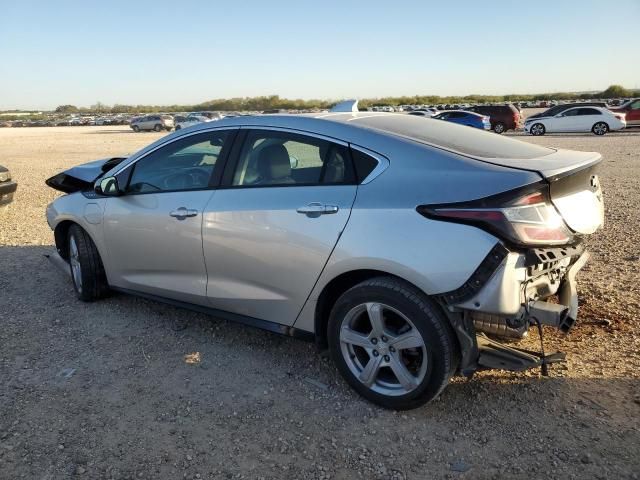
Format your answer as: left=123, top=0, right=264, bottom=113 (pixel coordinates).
left=592, top=122, right=608, bottom=135
left=493, top=122, right=506, bottom=134
left=530, top=123, right=545, bottom=136
left=328, top=277, right=458, bottom=410
left=68, top=225, right=109, bottom=302
left=132, top=125, right=140, bottom=132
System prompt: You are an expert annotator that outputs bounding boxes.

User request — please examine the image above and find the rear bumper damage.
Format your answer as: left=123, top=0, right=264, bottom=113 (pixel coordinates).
left=440, top=242, right=590, bottom=375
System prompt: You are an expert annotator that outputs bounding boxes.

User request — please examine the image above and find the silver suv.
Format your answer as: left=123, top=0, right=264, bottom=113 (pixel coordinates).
left=46, top=114, right=604, bottom=409
left=130, top=114, right=174, bottom=132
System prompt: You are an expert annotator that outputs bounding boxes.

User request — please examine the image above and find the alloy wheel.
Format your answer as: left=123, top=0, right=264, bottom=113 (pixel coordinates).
left=593, top=122, right=608, bottom=135
left=69, top=235, right=82, bottom=293
left=339, top=302, right=428, bottom=396
left=531, top=123, right=545, bottom=136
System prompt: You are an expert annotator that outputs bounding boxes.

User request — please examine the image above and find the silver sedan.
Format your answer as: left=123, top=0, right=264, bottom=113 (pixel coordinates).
left=46, top=113, right=604, bottom=409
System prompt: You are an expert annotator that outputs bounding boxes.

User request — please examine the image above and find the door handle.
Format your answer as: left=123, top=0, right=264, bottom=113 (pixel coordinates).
left=296, top=203, right=339, bottom=216
left=169, top=207, right=198, bottom=219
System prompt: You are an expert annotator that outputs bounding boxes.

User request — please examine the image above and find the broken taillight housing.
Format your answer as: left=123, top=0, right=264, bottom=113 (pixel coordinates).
left=417, top=185, right=574, bottom=247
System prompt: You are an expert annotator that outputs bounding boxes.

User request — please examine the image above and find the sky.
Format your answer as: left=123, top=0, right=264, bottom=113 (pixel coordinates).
left=1, top=0, right=639, bottom=110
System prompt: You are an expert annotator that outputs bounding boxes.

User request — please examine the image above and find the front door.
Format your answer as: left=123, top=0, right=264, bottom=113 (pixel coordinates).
left=103, top=129, right=235, bottom=305
left=203, top=129, right=358, bottom=325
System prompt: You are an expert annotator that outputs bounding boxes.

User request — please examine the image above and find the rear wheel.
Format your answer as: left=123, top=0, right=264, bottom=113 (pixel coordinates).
left=530, top=123, right=545, bottom=136
left=153, top=124, right=162, bottom=132
left=592, top=122, right=608, bottom=135
left=68, top=225, right=109, bottom=302
left=328, top=277, right=458, bottom=410
left=132, top=125, right=140, bottom=132
left=493, top=122, right=506, bottom=134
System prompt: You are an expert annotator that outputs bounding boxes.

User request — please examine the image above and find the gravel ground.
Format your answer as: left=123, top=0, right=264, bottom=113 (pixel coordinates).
left=0, top=121, right=639, bottom=479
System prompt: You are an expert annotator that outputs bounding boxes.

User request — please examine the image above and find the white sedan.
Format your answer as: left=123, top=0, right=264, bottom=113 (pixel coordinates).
left=525, top=106, right=625, bottom=136
left=175, top=115, right=213, bottom=131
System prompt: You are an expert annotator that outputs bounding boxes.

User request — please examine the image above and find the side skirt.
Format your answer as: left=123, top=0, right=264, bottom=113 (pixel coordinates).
left=111, top=287, right=316, bottom=342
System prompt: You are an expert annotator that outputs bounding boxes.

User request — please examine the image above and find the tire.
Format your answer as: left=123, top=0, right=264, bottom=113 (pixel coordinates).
left=530, top=123, right=545, bottom=136
left=592, top=122, right=608, bottom=135
left=175, top=125, right=182, bottom=131
left=67, top=225, right=109, bottom=302
left=327, top=276, right=458, bottom=410
left=493, top=122, right=506, bottom=134
left=153, top=124, right=162, bottom=132
left=132, top=125, right=140, bottom=132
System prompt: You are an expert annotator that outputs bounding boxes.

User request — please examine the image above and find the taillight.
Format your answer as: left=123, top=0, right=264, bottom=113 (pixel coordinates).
left=614, top=113, right=626, bottom=121
left=417, top=185, right=574, bottom=247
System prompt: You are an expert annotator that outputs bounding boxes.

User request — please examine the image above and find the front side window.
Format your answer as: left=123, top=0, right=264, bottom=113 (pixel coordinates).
left=629, top=100, right=640, bottom=110
left=231, top=131, right=354, bottom=187
left=562, top=109, right=580, bottom=117
left=127, top=130, right=230, bottom=193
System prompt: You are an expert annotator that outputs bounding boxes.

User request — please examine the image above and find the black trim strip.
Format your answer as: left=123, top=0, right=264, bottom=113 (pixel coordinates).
left=437, top=243, right=509, bottom=304
left=111, top=287, right=315, bottom=342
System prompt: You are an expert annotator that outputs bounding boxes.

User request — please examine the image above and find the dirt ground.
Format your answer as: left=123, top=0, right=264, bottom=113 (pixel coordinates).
left=0, top=118, right=639, bottom=480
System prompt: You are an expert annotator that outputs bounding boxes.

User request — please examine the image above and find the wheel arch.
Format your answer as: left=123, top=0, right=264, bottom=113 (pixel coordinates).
left=53, top=220, right=106, bottom=266
left=313, top=269, right=456, bottom=351
left=54, top=220, right=76, bottom=260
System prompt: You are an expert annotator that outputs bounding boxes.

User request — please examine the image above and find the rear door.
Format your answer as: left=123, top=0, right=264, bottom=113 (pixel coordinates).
left=202, top=129, right=358, bottom=325
left=575, top=107, right=603, bottom=131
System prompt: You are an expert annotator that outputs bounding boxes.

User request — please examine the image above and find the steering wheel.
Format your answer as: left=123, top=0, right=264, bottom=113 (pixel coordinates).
left=183, top=168, right=210, bottom=186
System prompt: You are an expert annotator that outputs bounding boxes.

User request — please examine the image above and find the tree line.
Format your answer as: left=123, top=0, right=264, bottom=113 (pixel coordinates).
left=4, top=85, right=637, bottom=119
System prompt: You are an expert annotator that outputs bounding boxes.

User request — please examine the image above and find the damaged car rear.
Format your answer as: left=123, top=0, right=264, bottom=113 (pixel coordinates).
left=45, top=113, right=604, bottom=409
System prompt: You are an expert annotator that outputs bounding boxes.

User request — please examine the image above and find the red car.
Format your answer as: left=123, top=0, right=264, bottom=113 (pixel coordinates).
left=465, top=104, right=521, bottom=133
left=610, top=98, right=640, bottom=127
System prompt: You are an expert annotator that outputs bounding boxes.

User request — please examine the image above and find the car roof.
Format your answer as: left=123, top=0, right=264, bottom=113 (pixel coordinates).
left=180, top=112, right=553, bottom=160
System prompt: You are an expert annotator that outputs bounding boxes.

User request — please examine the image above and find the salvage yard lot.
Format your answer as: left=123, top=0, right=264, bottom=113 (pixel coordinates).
left=1, top=123, right=639, bottom=479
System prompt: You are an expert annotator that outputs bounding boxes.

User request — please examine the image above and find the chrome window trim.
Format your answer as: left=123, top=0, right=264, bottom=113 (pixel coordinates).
left=349, top=144, right=390, bottom=185
left=237, top=125, right=349, bottom=146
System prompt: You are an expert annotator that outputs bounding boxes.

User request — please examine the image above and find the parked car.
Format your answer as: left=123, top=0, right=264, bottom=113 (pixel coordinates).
left=524, top=106, right=626, bottom=135
left=0, top=164, right=17, bottom=206
left=407, top=108, right=438, bottom=117
left=130, top=115, right=174, bottom=132
left=609, top=98, right=640, bottom=127
left=465, top=104, right=520, bottom=133
left=527, top=102, right=608, bottom=121
left=46, top=113, right=604, bottom=409
left=432, top=110, right=491, bottom=130
left=175, top=115, right=211, bottom=130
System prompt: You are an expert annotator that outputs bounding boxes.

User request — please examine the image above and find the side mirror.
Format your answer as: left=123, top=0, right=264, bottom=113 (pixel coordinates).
left=95, top=176, right=121, bottom=196
left=289, top=155, right=299, bottom=169
left=555, top=113, right=563, bottom=118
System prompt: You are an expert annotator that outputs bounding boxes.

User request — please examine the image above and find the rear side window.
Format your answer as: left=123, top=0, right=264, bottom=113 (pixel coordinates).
left=350, top=149, right=378, bottom=182
left=577, top=108, right=601, bottom=115
left=230, top=130, right=355, bottom=187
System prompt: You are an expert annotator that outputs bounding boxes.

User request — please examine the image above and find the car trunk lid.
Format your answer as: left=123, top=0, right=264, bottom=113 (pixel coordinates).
left=483, top=149, right=604, bottom=234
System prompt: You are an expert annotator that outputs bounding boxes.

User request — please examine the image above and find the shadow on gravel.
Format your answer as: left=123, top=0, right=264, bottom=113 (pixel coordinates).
left=1, top=244, right=639, bottom=478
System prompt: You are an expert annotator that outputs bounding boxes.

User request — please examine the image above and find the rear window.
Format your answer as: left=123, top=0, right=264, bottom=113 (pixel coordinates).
left=349, top=115, right=554, bottom=159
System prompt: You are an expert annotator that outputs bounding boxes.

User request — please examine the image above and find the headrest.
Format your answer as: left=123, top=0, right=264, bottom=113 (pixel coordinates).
left=258, top=144, right=291, bottom=180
